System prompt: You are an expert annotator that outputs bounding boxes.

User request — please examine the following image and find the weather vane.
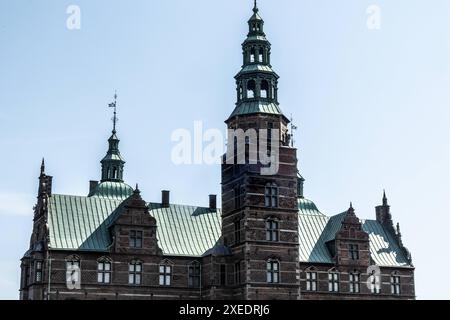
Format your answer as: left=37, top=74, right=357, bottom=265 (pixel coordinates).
left=108, top=91, right=118, bottom=133
left=290, top=114, right=298, bottom=147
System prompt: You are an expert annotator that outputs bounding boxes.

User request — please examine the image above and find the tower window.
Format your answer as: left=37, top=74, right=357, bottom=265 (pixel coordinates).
left=391, top=272, right=401, bottom=295
left=247, top=80, right=256, bottom=98
left=234, top=220, right=241, bottom=244
left=97, top=259, right=111, bottom=284
left=112, top=167, right=117, bottom=179
left=266, top=260, right=279, bottom=283
left=188, top=261, right=201, bottom=288
left=261, top=80, right=269, bottom=98
left=35, top=261, right=43, bottom=283
left=258, top=48, right=263, bottom=62
left=234, top=185, right=242, bottom=209
left=235, top=262, right=241, bottom=285
left=266, top=219, right=279, bottom=241
left=349, top=272, right=360, bottom=293
left=239, top=84, right=243, bottom=100
left=265, top=183, right=278, bottom=208
left=128, top=261, right=142, bottom=285
left=220, top=264, right=226, bottom=285
left=250, top=48, right=256, bottom=63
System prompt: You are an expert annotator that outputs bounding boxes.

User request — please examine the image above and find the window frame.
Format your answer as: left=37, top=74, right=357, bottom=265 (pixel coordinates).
left=97, top=259, right=112, bottom=284
left=35, top=260, right=43, bottom=283
left=349, top=272, right=361, bottom=293
left=306, top=270, right=318, bottom=292
left=328, top=271, right=340, bottom=292
left=266, top=260, right=280, bottom=284
left=390, top=272, right=401, bottom=295
left=349, top=244, right=360, bottom=260
left=159, top=264, right=172, bottom=286
left=266, top=219, right=279, bottom=242
left=188, top=261, right=201, bottom=288
left=129, top=230, right=143, bottom=249
left=128, top=260, right=143, bottom=286
left=264, top=183, right=278, bottom=208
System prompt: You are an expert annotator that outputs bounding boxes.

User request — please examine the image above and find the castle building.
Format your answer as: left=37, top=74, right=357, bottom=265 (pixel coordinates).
left=19, top=3, right=415, bottom=300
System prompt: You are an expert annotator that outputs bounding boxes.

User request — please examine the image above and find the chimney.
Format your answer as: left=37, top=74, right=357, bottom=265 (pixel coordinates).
left=89, top=180, right=99, bottom=193
left=209, top=194, right=217, bottom=210
left=162, top=190, right=170, bottom=207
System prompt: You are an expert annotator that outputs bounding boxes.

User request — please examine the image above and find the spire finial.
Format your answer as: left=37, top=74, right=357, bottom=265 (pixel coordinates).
left=348, top=202, right=355, bottom=215
left=253, top=0, right=258, bottom=13
left=383, top=189, right=388, bottom=206
left=109, top=91, right=118, bottom=134
left=40, top=158, right=45, bottom=175
left=134, top=183, right=140, bottom=193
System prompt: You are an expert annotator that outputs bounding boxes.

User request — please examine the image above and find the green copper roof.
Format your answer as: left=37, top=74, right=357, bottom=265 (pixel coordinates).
left=236, top=65, right=278, bottom=77
left=298, top=202, right=412, bottom=267
left=88, top=181, right=134, bottom=200
left=46, top=194, right=411, bottom=266
left=229, top=102, right=283, bottom=118
left=47, top=194, right=221, bottom=256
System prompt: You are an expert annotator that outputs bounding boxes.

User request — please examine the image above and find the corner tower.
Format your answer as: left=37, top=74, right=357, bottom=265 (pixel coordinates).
left=219, top=2, right=300, bottom=300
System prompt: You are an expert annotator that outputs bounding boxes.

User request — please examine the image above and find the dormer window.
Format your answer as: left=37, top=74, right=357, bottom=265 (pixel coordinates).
left=129, top=230, right=143, bottom=248
left=349, top=244, right=359, bottom=260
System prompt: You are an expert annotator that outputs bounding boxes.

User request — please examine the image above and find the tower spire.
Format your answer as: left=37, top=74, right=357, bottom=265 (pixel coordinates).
left=253, top=0, right=258, bottom=12
left=101, top=92, right=125, bottom=183
left=383, top=189, right=388, bottom=206
left=40, top=158, right=45, bottom=175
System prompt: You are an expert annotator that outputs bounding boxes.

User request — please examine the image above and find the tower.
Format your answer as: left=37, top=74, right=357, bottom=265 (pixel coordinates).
left=220, top=1, right=300, bottom=300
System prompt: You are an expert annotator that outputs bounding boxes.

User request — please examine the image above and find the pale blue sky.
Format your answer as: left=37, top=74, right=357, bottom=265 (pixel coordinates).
left=0, top=0, right=449, bottom=299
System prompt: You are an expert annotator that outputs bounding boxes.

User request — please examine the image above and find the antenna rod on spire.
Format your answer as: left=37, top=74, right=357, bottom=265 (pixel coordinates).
left=109, top=91, right=118, bottom=133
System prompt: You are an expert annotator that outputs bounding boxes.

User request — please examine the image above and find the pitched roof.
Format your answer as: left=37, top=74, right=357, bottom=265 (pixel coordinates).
left=298, top=201, right=412, bottom=267
left=47, top=194, right=412, bottom=267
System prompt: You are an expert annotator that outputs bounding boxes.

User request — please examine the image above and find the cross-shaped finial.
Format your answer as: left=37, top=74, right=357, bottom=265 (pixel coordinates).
left=109, top=91, right=118, bottom=134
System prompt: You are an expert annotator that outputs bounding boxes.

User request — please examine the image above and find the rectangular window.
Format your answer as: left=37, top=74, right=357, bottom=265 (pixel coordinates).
left=35, top=261, right=43, bottom=283
left=234, top=220, right=241, bottom=244
left=391, top=275, right=401, bottom=295
left=306, top=272, right=317, bottom=291
left=266, top=261, right=279, bottom=283
left=129, top=230, right=143, bottom=248
left=234, top=186, right=241, bottom=209
left=328, top=272, right=339, bottom=292
left=159, top=265, right=171, bottom=286
left=220, top=265, right=226, bottom=286
left=128, top=262, right=142, bottom=285
left=349, top=273, right=360, bottom=293
left=188, top=263, right=201, bottom=288
left=370, top=271, right=381, bottom=294
left=349, top=244, right=359, bottom=260
left=266, top=220, right=279, bottom=241
left=235, top=262, right=241, bottom=285
left=265, top=184, right=278, bottom=208
left=97, top=261, right=111, bottom=284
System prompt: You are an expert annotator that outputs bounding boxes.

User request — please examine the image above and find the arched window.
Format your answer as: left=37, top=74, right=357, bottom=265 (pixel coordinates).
left=129, top=260, right=142, bottom=285
left=159, top=260, right=173, bottom=286
left=266, top=218, right=279, bottom=241
left=112, top=167, right=117, bottom=179
left=266, top=260, right=280, bottom=283
left=97, top=257, right=112, bottom=284
left=258, top=48, right=263, bottom=62
left=65, top=255, right=81, bottom=288
left=265, top=183, right=278, bottom=208
left=250, top=48, right=256, bottom=63
left=239, top=84, right=243, bottom=100
left=261, top=80, right=269, bottom=98
left=188, top=261, right=201, bottom=288
left=247, top=80, right=256, bottom=98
